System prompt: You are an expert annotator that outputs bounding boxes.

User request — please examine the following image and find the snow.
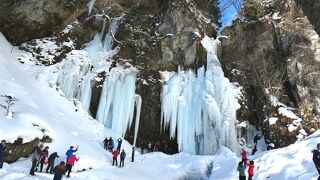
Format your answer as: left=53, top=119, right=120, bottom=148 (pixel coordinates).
left=278, top=107, right=299, bottom=119
left=268, top=117, right=279, bottom=125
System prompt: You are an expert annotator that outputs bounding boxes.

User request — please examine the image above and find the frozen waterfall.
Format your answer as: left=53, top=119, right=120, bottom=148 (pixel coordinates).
left=161, top=36, right=238, bottom=155
left=96, top=71, right=142, bottom=146
left=53, top=16, right=142, bottom=145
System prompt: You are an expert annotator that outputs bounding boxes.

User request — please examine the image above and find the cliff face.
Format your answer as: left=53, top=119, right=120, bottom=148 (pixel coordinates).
left=0, top=0, right=88, bottom=45
left=115, top=0, right=216, bottom=143
left=295, top=0, right=320, bottom=35
left=0, top=0, right=217, bottom=146
left=220, top=0, right=320, bottom=148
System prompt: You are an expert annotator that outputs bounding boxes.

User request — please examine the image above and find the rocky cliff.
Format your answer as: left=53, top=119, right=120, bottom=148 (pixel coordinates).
left=220, top=0, right=320, bottom=148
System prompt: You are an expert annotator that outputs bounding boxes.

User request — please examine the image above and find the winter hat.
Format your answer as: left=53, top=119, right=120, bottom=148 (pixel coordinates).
left=70, top=146, right=74, bottom=149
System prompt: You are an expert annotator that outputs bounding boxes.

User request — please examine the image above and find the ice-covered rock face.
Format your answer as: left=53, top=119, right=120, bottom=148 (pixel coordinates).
left=49, top=16, right=142, bottom=146
left=161, top=37, right=238, bottom=155
left=0, top=0, right=88, bottom=45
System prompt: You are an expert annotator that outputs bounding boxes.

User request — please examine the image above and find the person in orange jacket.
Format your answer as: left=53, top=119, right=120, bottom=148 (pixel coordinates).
left=246, top=160, right=254, bottom=180
left=66, top=154, right=78, bottom=178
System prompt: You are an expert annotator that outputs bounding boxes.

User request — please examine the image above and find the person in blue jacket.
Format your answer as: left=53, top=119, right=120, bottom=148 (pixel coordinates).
left=313, top=143, right=320, bottom=180
left=0, top=140, right=6, bottom=169
left=66, top=146, right=78, bottom=161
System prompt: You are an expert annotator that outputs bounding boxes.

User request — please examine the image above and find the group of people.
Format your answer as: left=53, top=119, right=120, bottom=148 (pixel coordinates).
left=237, top=149, right=255, bottom=180
left=103, top=137, right=135, bottom=168
left=29, top=143, right=79, bottom=180
left=141, top=138, right=178, bottom=155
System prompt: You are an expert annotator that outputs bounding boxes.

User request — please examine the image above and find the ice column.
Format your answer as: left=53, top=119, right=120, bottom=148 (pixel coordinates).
left=96, top=71, right=142, bottom=143
left=161, top=36, right=238, bottom=155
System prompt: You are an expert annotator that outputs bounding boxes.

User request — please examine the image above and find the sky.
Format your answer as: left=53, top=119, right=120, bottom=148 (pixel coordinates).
left=219, top=0, right=243, bottom=27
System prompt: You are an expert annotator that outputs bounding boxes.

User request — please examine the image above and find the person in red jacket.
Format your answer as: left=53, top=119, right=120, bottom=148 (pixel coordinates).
left=240, top=149, right=247, bottom=163
left=246, top=160, right=254, bottom=180
left=66, top=154, right=78, bottom=178
left=37, top=146, right=49, bottom=172
left=112, top=150, right=118, bottom=166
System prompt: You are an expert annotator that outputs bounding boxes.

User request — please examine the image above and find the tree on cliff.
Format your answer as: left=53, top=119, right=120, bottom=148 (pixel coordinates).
left=193, top=0, right=222, bottom=27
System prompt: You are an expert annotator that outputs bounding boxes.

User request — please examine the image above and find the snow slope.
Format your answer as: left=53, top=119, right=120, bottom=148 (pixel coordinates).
left=1, top=32, right=320, bottom=180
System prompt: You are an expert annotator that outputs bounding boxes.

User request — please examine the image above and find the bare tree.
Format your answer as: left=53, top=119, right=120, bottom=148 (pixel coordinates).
left=0, top=94, right=19, bottom=118
left=220, top=0, right=242, bottom=14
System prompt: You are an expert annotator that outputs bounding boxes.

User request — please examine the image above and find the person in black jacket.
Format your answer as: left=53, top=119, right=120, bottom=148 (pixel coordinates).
left=131, top=147, right=135, bottom=162
left=117, top=138, right=122, bottom=152
left=103, top=137, right=109, bottom=150
left=0, top=140, right=6, bottom=169
left=46, top=152, right=59, bottom=173
left=313, top=143, right=320, bottom=179
left=119, top=149, right=126, bottom=167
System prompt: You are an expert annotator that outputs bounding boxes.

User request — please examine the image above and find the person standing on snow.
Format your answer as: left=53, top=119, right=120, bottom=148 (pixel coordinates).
left=237, top=161, right=247, bottom=180
left=0, top=140, right=6, bottom=169
left=312, top=143, right=320, bottom=179
left=30, top=144, right=44, bottom=176
left=37, top=146, right=49, bottom=172
left=112, top=150, right=118, bottom=166
left=108, top=137, right=114, bottom=152
left=117, top=138, right=122, bottom=152
left=103, top=137, right=109, bottom=150
left=53, top=161, right=66, bottom=180
left=46, top=152, right=59, bottom=173
left=119, top=149, right=126, bottom=167
left=131, top=147, right=135, bottom=162
left=240, top=148, right=247, bottom=163
left=66, top=146, right=78, bottom=162
left=245, top=160, right=255, bottom=180
left=66, top=154, right=79, bottom=178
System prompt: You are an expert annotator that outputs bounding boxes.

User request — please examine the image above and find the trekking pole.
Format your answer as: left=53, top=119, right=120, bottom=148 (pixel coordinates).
left=76, top=156, right=80, bottom=172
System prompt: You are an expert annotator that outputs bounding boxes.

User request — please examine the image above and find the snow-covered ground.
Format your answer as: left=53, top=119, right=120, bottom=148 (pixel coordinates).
left=0, top=32, right=320, bottom=180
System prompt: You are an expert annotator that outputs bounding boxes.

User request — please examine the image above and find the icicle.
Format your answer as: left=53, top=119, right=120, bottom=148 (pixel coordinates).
left=77, top=73, right=93, bottom=111
left=100, top=18, right=107, bottom=40
left=133, top=94, right=142, bottom=146
left=87, top=0, right=96, bottom=16
left=103, top=17, right=122, bottom=51
left=96, top=71, right=140, bottom=139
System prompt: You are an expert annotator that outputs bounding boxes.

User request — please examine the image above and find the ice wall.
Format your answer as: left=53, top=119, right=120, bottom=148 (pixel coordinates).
left=53, top=16, right=142, bottom=144
left=161, top=36, right=238, bottom=155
